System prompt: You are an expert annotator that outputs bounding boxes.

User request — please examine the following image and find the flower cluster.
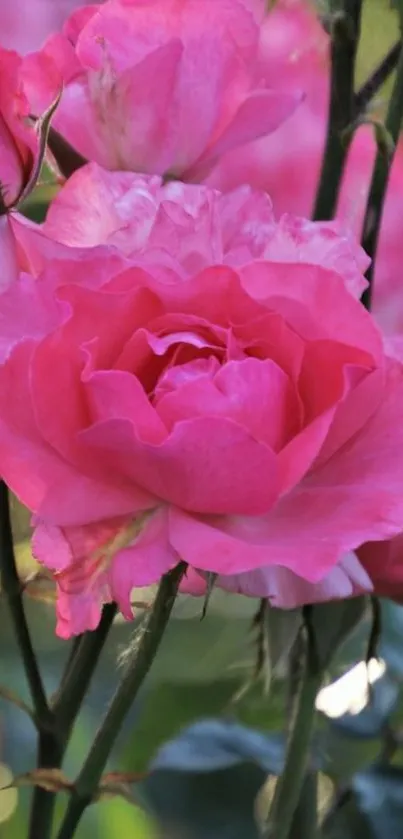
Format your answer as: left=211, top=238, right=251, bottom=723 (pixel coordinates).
left=1, top=0, right=403, bottom=637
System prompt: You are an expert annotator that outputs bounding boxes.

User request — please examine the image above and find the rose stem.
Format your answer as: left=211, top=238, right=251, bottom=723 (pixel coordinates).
left=28, top=605, right=117, bottom=839
left=361, top=37, right=403, bottom=310
left=313, top=0, right=363, bottom=221
left=55, top=562, right=186, bottom=839
left=264, top=618, right=323, bottom=839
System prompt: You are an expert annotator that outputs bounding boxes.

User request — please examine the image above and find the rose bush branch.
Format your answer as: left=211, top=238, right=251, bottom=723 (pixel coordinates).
left=0, top=481, right=50, bottom=726
left=313, top=0, right=363, bottom=220
left=265, top=614, right=323, bottom=839
left=0, top=479, right=61, bottom=839
left=53, top=604, right=117, bottom=732
left=28, top=731, right=65, bottom=839
left=361, top=37, right=403, bottom=310
left=28, top=605, right=117, bottom=839
left=353, top=40, right=401, bottom=119
left=56, top=563, right=186, bottom=839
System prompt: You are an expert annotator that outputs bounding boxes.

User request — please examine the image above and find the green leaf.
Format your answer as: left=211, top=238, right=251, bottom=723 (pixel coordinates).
left=148, top=719, right=284, bottom=775
left=322, top=789, right=370, bottom=839
left=145, top=764, right=264, bottom=839
left=122, top=679, right=286, bottom=774
left=323, top=766, right=403, bottom=838
left=141, top=719, right=284, bottom=839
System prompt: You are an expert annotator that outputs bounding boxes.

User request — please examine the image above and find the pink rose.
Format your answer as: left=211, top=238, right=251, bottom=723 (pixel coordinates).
left=0, top=1, right=101, bottom=54
left=1, top=179, right=403, bottom=637
left=40, top=162, right=369, bottom=300
left=208, top=0, right=328, bottom=212
left=0, top=47, right=37, bottom=208
left=23, top=0, right=301, bottom=180
left=209, top=0, right=403, bottom=335
left=0, top=47, right=42, bottom=292
left=181, top=553, right=373, bottom=608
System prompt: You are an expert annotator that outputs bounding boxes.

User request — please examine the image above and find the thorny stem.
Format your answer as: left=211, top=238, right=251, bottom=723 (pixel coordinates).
left=353, top=41, right=401, bottom=119
left=361, top=41, right=403, bottom=310
left=0, top=482, right=50, bottom=726
left=54, top=604, right=117, bottom=732
left=313, top=1, right=363, bottom=220
left=56, top=563, right=186, bottom=839
left=28, top=605, right=117, bottom=839
left=265, top=623, right=323, bottom=839
left=28, top=733, right=64, bottom=839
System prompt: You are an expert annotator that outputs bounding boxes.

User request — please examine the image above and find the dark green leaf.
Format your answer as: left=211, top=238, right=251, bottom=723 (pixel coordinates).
left=149, top=719, right=284, bottom=775
left=144, top=764, right=264, bottom=839
left=122, top=679, right=286, bottom=774
left=354, top=766, right=403, bottom=838
left=322, top=789, right=371, bottom=839
left=142, top=719, right=285, bottom=839
left=323, top=766, right=403, bottom=839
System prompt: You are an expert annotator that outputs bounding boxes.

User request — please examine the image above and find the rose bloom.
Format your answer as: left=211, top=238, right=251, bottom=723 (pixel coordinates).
left=0, top=46, right=41, bottom=292
left=208, top=0, right=403, bottom=335
left=0, top=47, right=38, bottom=208
left=2, top=175, right=403, bottom=636
left=0, top=0, right=101, bottom=54
left=22, top=0, right=300, bottom=181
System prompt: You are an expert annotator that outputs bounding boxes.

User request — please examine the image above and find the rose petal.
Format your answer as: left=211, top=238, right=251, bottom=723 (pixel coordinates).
left=81, top=413, right=279, bottom=515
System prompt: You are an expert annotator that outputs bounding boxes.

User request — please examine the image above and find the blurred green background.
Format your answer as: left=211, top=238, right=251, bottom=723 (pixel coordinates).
left=2, top=1, right=403, bottom=837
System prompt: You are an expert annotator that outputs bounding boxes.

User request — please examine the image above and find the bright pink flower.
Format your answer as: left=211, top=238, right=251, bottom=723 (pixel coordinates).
left=181, top=552, right=373, bottom=607
left=41, top=162, right=369, bottom=298
left=0, top=48, right=38, bottom=208
left=23, top=0, right=301, bottom=180
left=0, top=0, right=101, bottom=54
left=209, top=0, right=403, bottom=335
left=1, top=180, right=402, bottom=637
left=0, top=47, right=44, bottom=291
left=208, top=0, right=328, bottom=208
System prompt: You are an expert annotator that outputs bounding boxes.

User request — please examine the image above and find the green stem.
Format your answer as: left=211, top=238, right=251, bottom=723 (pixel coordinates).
left=59, top=636, right=83, bottom=693
left=361, top=41, right=403, bottom=310
left=0, top=482, right=50, bottom=726
left=56, top=563, right=186, bottom=839
left=28, top=605, right=117, bottom=839
left=353, top=41, right=401, bottom=119
left=313, top=1, right=363, bottom=220
left=54, top=604, right=117, bottom=732
left=288, top=772, right=318, bottom=839
left=28, top=732, right=64, bottom=839
left=265, top=632, right=322, bottom=839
